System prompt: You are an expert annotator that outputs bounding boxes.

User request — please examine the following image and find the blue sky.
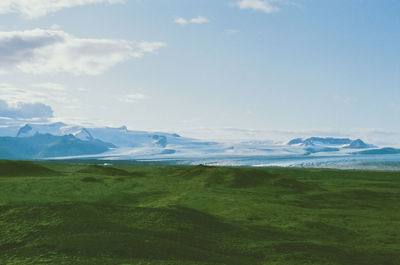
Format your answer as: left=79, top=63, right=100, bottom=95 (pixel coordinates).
left=0, top=0, right=399, bottom=141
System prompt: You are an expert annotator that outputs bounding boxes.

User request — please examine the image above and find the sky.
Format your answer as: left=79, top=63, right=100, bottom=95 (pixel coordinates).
left=0, top=0, right=399, bottom=142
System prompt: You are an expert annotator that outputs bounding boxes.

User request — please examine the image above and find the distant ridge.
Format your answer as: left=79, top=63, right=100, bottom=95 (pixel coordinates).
left=356, top=148, right=400, bottom=155
left=0, top=122, right=390, bottom=161
left=288, top=137, right=373, bottom=149
left=0, top=133, right=115, bottom=159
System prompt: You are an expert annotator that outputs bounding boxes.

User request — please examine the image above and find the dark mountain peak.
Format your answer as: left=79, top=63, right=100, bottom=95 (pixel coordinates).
left=345, top=139, right=374, bottom=149
left=16, top=124, right=32, bottom=137
left=288, top=136, right=373, bottom=149
left=349, top=139, right=367, bottom=148
left=75, top=128, right=94, bottom=141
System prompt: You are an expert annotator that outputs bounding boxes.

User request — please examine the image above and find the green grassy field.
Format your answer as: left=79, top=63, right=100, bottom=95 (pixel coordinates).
left=1, top=160, right=400, bottom=264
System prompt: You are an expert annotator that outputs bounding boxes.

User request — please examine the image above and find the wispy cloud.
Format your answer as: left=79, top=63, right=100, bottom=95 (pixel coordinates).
left=0, top=28, right=166, bottom=75
left=226, top=29, right=239, bottom=35
left=0, top=0, right=125, bottom=19
left=115, top=93, right=146, bottom=103
left=0, top=84, right=49, bottom=105
left=0, top=83, right=74, bottom=105
left=32, top=82, right=65, bottom=91
left=233, top=0, right=282, bottom=14
left=173, top=16, right=210, bottom=25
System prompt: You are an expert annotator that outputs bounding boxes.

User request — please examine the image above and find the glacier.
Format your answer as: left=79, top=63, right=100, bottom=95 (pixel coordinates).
left=1, top=121, right=400, bottom=170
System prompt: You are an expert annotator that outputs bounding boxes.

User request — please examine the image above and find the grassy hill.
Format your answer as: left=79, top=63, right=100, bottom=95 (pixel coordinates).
left=0, top=161, right=400, bottom=264
left=0, top=160, right=55, bottom=177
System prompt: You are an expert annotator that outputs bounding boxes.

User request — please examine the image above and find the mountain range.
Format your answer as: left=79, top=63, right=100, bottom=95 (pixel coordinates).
left=0, top=133, right=114, bottom=159
left=0, top=121, right=396, bottom=162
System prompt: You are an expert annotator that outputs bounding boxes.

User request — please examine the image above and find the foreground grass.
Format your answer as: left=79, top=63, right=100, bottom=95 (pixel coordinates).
left=0, top=161, right=400, bottom=264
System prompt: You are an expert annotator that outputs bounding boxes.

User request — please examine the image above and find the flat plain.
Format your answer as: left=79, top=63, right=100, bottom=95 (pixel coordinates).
left=1, top=160, right=399, bottom=264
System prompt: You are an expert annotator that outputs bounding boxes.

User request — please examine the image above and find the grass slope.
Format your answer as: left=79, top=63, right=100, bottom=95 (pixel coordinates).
left=0, top=162, right=400, bottom=264
left=0, top=160, right=55, bottom=177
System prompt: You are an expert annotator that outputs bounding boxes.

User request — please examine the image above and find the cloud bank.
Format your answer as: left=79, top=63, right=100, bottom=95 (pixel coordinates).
left=0, top=29, right=166, bottom=75
left=0, top=99, right=53, bottom=119
left=0, top=0, right=124, bottom=19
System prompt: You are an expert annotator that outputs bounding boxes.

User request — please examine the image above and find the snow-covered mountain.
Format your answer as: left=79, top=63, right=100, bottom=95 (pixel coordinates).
left=11, top=122, right=225, bottom=158
left=15, top=122, right=217, bottom=149
left=16, top=122, right=93, bottom=141
left=288, top=137, right=374, bottom=148
left=0, top=121, right=385, bottom=161
left=286, top=137, right=375, bottom=155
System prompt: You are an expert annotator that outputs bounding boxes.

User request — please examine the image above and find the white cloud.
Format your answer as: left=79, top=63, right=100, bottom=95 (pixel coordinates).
left=0, top=99, right=53, bottom=119
left=234, top=0, right=281, bottom=13
left=0, top=0, right=125, bottom=19
left=0, top=28, right=166, bottom=75
left=174, top=17, right=189, bottom=25
left=136, top=41, right=166, bottom=54
left=115, top=93, right=146, bottom=103
left=174, top=16, right=210, bottom=25
left=0, top=83, right=84, bottom=120
left=190, top=16, right=209, bottom=24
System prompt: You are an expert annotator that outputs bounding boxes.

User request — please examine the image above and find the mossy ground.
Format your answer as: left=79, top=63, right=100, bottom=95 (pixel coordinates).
left=1, top=161, right=400, bottom=264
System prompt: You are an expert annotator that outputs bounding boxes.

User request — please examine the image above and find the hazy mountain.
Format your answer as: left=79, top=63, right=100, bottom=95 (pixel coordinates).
left=0, top=122, right=387, bottom=161
left=345, top=139, right=373, bottom=149
left=0, top=133, right=115, bottom=159
left=15, top=123, right=189, bottom=149
left=356, top=148, right=400, bottom=155
left=288, top=137, right=373, bottom=149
